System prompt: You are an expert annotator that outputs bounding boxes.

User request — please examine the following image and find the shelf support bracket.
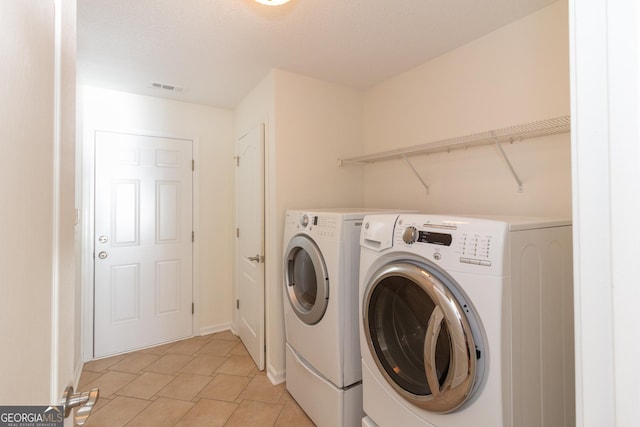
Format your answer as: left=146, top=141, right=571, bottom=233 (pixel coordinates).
left=401, top=154, right=430, bottom=194
left=494, top=139, right=523, bottom=192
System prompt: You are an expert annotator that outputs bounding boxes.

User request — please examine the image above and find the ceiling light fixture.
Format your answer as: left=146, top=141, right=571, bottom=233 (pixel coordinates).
left=255, top=0, right=290, bottom=5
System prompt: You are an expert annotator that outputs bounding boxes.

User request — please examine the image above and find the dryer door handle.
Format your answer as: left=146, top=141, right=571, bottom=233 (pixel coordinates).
left=424, top=306, right=445, bottom=397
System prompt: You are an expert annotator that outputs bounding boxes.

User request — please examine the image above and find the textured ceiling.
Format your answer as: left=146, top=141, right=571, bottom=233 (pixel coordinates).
left=77, top=0, right=558, bottom=108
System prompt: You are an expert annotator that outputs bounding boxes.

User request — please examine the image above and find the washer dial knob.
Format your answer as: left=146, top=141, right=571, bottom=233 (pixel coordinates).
left=300, top=214, right=309, bottom=228
left=402, top=226, right=418, bottom=244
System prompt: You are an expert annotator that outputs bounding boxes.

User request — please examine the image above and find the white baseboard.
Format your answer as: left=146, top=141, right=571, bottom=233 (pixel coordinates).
left=198, top=322, right=232, bottom=337
left=74, top=358, right=85, bottom=388
left=267, top=364, right=286, bottom=385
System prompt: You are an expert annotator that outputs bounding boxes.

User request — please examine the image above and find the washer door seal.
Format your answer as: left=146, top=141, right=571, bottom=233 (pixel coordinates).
left=363, top=261, right=484, bottom=413
left=284, top=235, right=329, bottom=325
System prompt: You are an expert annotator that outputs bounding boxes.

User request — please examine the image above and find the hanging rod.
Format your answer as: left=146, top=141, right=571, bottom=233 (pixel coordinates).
left=337, top=115, right=570, bottom=166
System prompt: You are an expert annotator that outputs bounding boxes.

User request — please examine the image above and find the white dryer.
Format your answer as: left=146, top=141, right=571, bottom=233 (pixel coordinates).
left=283, top=209, right=392, bottom=427
left=358, top=214, right=575, bottom=427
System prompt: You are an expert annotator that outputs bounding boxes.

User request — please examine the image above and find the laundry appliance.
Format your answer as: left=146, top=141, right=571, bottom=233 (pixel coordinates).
left=283, top=209, right=395, bottom=427
left=358, top=213, right=574, bottom=427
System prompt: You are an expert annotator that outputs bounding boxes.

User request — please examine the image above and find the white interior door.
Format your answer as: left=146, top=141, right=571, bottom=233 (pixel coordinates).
left=94, top=131, right=193, bottom=358
left=235, top=124, right=265, bottom=370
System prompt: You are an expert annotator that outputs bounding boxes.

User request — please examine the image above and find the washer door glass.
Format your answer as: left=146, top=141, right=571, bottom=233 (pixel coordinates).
left=364, top=261, right=483, bottom=413
left=284, top=235, right=329, bottom=325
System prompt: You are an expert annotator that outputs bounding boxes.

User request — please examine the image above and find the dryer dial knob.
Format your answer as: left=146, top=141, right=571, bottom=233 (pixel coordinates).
left=300, top=214, right=309, bottom=228
left=402, top=226, right=418, bottom=244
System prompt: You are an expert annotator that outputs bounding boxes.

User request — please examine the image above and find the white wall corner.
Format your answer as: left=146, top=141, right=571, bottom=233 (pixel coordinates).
left=266, top=365, right=286, bottom=385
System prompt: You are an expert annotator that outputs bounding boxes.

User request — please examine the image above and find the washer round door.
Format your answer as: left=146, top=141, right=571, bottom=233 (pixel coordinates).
left=363, top=261, right=485, bottom=413
left=284, top=235, right=329, bottom=325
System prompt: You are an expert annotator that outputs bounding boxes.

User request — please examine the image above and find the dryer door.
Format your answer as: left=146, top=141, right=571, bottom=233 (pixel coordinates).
left=284, top=235, right=329, bottom=325
left=363, top=261, right=484, bottom=413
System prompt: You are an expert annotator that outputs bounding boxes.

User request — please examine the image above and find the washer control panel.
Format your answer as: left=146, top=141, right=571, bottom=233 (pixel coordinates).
left=393, top=214, right=508, bottom=273
left=456, top=233, right=493, bottom=266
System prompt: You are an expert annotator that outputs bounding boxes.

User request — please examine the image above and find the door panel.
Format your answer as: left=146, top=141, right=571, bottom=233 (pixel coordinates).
left=113, top=180, right=139, bottom=244
left=157, top=182, right=180, bottom=242
left=111, top=264, right=139, bottom=323
left=235, top=124, right=265, bottom=370
left=157, top=260, right=181, bottom=314
left=94, top=131, right=193, bottom=357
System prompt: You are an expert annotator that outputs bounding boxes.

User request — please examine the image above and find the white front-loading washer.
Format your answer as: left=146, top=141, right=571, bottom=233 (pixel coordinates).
left=358, top=213, right=575, bottom=427
left=283, top=209, right=395, bottom=427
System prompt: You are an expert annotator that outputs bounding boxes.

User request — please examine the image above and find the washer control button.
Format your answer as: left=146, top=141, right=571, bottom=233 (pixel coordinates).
left=402, top=226, right=418, bottom=244
left=433, top=252, right=442, bottom=261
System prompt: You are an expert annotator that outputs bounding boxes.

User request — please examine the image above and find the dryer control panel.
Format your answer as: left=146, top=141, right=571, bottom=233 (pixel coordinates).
left=393, top=214, right=509, bottom=274
left=286, top=211, right=341, bottom=240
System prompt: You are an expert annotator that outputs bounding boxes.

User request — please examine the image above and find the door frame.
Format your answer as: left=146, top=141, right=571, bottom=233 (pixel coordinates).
left=80, top=127, right=200, bottom=361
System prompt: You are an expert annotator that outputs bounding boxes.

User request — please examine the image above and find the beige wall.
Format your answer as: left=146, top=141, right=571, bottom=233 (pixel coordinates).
left=1, top=0, right=77, bottom=404
left=361, top=1, right=571, bottom=217
left=273, top=70, right=365, bottom=212
left=1, top=0, right=55, bottom=404
left=81, top=87, right=235, bottom=345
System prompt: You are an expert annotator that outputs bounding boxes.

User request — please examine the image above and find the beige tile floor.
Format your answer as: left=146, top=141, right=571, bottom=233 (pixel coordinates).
left=79, top=331, right=315, bottom=426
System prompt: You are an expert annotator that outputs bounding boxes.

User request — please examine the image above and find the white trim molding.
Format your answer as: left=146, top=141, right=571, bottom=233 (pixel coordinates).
left=198, top=323, right=234, bottom=337
left=569, top=1, right=640, bottom=426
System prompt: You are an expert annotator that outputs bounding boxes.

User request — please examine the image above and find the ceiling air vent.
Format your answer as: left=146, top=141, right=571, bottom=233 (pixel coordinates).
left=151, top=81, right=184, bottom=92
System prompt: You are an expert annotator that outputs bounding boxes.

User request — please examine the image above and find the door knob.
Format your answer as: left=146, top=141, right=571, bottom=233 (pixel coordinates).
left=62, top=385, right=99, bottom=426
left=98, top=251, right=108, bottom=259
left=247, top=254, right=264, bottom=263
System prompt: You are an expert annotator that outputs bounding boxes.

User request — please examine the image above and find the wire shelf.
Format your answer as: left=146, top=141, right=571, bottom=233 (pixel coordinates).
left=338, top=115, right=570, bottom=165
